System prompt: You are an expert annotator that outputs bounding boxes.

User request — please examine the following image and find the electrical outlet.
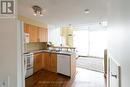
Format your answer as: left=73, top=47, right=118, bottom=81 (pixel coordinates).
left=0, top=76, right=9, bottom=87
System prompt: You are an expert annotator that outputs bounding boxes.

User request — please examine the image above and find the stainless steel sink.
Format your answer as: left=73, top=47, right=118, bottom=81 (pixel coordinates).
left=49, top=50, right=61, bottom=52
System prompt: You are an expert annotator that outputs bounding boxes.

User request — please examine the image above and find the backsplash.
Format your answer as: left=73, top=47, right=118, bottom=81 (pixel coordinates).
left=25, top=42, right=47, bottom=52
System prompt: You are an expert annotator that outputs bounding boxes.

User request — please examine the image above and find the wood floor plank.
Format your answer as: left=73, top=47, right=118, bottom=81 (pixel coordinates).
left=26, top=68, right=106, bottom=87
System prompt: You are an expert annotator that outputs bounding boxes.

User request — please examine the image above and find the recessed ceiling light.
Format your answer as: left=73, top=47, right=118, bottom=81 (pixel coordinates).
left=84, top=9, right=90, bottom=14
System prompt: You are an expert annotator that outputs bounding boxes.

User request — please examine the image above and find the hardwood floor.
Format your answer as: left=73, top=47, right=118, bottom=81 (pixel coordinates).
left=26, top=68, right=106, bottom=87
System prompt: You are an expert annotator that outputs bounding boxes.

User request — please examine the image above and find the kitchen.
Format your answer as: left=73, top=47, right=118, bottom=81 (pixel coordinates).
left=17, top=0, right=107, bottom=86
left=1, top=0, right=127, bottom=86
left=22, top=22, right=77, bottom=87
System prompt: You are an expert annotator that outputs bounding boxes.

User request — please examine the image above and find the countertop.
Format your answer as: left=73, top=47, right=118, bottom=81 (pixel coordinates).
left=24, top=50, right=76, bottom=56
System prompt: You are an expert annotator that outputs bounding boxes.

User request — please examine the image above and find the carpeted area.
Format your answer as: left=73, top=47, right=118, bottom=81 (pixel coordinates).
left=76, top=57, right=104, bottom=73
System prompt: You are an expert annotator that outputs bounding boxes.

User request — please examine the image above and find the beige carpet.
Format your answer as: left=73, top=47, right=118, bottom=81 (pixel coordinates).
left=76, top=57, right=104, bottom=73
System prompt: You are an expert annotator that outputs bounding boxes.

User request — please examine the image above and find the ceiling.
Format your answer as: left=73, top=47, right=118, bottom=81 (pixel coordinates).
left=18, top=0, right=107, bottom=26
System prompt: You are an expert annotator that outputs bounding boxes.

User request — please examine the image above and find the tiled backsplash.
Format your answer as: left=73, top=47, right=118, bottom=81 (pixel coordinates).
left=24, top=42, right=47, bottom=52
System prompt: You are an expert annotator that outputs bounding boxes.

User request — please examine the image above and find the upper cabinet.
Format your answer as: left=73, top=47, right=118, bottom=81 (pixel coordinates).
left=24, top=23, right=29, bottom=33
left=29, top=25, right=39, bottom=42
left=38, top=27, right=48, bottom=42
left=24, top=23, right=48, bottom=42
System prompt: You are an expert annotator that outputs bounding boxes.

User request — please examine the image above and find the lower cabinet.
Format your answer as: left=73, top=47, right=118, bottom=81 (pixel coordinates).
left=33, top=53, right=43, bottom=73
left=33, top=52, right=76, bottom=77
left=43, top=52, right=50, bottom=71
left=50, top=53, right=57, bottom=72
left=43, top=52, right=57, bottom=72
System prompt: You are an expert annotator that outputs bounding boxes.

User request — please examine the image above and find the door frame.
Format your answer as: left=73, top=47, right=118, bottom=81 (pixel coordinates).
left=17, top=20, right=25, bottom=87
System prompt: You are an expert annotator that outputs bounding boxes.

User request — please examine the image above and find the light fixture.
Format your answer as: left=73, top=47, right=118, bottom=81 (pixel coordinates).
left=32, top=5, right=43, bottom=16
left=84, top=9, right=90, bottom=14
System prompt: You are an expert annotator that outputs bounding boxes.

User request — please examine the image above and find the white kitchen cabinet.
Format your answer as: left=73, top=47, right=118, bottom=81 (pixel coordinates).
left=57, top=54, right=71, bottom=76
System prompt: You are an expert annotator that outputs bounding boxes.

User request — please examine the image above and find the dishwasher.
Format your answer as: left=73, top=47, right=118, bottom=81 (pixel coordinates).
left=57, top=54, right=71, bottom=76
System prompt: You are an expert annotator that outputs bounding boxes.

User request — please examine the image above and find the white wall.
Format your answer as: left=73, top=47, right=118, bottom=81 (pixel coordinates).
left=108, top=0, right=130, bottom=86
left=48, top=25, right=62, bottom=46
left=0, top=19, right=18, bottom=87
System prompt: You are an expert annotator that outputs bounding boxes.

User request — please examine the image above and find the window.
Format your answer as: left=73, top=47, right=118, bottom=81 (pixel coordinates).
left=73, top=29, right=107, bottom=58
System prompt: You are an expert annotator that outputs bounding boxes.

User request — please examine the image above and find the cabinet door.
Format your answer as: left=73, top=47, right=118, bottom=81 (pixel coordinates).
left=29, top=25, right=39, bottom=42
left=50, top=53, right=57, bottom=72
left=43, top=28, right=48, bottom=42
left=38, top=27, right=48, bottom=42
left=24, top=23, right=48, bottom=42
left=38, top=27, right=44, bottom=42
left=43, top=53, right=51, bottom=71
left=33, top=53, right=43, bottom=73
left=43, top=53, right=57, bottom=72
left=24, top=23, right=29, bottom=33
left=42, top=53, right=45, bottom=68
